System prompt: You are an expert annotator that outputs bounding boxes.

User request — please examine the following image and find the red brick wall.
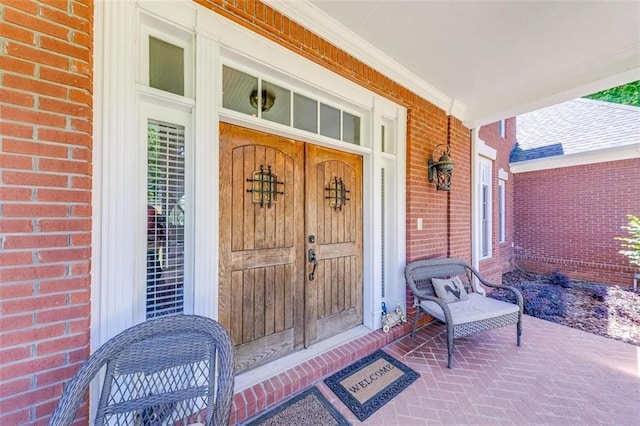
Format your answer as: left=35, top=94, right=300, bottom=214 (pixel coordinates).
left=513, top=158, right=640, bottom=287
left=448, top=116, right=472, bottom=261
left=0, top=1, right=93, bottom=423
left=477, top=119, right=516, bottom=284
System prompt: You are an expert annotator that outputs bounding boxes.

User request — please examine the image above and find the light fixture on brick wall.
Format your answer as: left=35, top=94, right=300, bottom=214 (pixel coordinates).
left=428, top=144, right=455, bottom=191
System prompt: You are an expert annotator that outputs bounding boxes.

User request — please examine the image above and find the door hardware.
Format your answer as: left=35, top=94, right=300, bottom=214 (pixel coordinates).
left=308, top=248, right=317, bottom=281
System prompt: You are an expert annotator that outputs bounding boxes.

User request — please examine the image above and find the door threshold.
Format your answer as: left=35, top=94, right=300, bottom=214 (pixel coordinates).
left=235, top=325, right=371, bottom=392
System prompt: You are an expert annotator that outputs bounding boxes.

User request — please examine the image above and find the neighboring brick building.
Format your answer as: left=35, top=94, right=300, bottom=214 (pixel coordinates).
left=476, top=119, right=516, bottom=284
left=511, top=98, right=640, bottom=287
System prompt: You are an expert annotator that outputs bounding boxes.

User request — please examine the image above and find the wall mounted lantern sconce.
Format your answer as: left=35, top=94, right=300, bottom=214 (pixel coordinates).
left=250, top=89, right=276, bottom=112
left=428, top=144, right=455, bottom=191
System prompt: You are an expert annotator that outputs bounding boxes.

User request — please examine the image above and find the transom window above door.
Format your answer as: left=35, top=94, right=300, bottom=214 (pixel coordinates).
left=222, top=65, right=361, bottom=145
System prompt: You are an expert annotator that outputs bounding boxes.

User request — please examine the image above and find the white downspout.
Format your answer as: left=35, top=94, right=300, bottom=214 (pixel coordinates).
left=471, top=128, right=480, bottom=273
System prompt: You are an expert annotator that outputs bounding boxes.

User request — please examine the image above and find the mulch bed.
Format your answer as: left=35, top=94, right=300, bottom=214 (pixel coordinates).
left=494, top=270, right=640, bottom=347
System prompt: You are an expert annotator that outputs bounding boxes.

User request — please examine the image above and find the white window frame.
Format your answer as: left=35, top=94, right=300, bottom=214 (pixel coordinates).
left=498, top=179, right=506, bottom=243
left=479, top=158, right=492, bottom=259
left=138, top=102, right=194, bottom=323
left=498, top=119, right=506, bottom=138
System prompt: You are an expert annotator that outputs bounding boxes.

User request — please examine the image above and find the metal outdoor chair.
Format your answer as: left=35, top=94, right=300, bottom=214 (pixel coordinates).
left=49, top=315, right=235, bottom=425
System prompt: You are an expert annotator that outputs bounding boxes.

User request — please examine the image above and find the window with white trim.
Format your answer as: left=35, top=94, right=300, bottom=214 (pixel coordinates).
left=479, top=159, right=492, bottom=258
left=498, top=119, right=506, bottom=138
left=138, top=15, right=194, bottom=320
left=498, top=179, right=506, bottom=243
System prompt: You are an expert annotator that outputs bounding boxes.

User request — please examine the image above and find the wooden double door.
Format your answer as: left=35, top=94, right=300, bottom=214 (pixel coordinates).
left=219, top=124, right=363, bottom=372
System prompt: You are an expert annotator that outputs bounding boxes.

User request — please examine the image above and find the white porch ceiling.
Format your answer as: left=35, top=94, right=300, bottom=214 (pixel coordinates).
left=266, top=1, right=640, bottom=128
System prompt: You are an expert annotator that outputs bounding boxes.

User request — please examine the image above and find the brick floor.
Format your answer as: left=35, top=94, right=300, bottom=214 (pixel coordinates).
left=239, top=315, right=640, bottom=425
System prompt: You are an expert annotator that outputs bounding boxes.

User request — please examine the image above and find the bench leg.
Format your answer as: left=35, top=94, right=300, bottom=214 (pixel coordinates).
left=447, top=326, right=454, bottom=369
left=517, top=319, right=522, bottom=346
left=411, top=308, right=421, bottom=338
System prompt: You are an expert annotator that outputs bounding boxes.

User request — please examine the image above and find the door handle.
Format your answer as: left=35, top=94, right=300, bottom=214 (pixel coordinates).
left=308, top=248, right=317, bottom=281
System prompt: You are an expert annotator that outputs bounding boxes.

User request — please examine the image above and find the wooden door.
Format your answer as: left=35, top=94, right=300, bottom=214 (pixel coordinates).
left=305, top=144, right=363, bottom=346
left=219, top=124, right=305, bottom=372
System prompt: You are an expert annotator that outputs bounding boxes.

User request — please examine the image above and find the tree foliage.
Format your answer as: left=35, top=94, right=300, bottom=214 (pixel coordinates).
left=585, top=80, right=640, bottom=106
left=616, top=214, right=640, bottom=268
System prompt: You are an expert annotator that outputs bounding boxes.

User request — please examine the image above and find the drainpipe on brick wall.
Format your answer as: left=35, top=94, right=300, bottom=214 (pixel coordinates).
left=470, top=128, right=480, bottom=273
left=446, top=116, right=452, bottom=258
left=634, top=272, right=639, bottom=290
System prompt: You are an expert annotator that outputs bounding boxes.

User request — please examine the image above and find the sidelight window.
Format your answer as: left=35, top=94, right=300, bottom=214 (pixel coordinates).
left=147, top=119, right=186, bottom=318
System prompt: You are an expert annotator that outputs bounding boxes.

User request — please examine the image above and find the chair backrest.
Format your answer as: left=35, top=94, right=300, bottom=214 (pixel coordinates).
left=49, top=315, right=235, bottom=426
left=405, top=258, right=475, bottom=299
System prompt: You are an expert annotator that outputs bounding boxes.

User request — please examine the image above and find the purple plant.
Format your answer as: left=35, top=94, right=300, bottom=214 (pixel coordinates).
left=588, top=285, right=608, bottom=301
left=592, top=305, right=608, bottom=319
left=548, top=271, right=572, bottom=288
left=489, top=282, right=567, bottom=323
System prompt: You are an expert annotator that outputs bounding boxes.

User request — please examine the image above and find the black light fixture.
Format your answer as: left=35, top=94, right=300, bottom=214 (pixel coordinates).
left=249, top=88, right=275, bottom=112
left=428, top=144, right=455, bottom=191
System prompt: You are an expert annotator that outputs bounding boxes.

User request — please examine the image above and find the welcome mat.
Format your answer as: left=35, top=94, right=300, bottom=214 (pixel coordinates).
left=324, top=349, right=419, bottom=421
left=247, top=387, right=349, bottom=426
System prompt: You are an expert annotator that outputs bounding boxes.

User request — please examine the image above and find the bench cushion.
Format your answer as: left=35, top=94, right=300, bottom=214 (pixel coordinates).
left=420, top=293, right=519, bottom=325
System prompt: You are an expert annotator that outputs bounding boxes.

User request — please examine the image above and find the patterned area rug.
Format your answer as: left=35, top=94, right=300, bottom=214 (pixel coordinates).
left=247, top=387, right=349, bottom=426
left=324, top=349, right=419, bottom=421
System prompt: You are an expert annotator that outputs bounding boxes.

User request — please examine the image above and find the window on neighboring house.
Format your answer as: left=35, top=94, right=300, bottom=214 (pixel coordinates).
left=498, top=119, right=506, bottom=138
left=498, top=180, right=506, bottom=243
left=480, top=159, right=492, bottom=258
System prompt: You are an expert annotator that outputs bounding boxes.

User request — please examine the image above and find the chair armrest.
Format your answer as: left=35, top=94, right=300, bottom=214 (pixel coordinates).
left=500, top=285, right=524, bottom=312
left=466, top=264, right=523, bottom=311
left=415, top=294, right=454, bottom=326
left=481, top=283, right=524, bottom=312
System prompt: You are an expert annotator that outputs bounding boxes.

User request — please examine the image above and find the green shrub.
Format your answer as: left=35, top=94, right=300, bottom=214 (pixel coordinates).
left=616, top=214, right=640, bottom=268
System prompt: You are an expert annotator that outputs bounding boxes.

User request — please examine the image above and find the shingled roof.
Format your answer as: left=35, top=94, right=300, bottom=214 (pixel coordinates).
left=511, top=98, right=640, bottom=163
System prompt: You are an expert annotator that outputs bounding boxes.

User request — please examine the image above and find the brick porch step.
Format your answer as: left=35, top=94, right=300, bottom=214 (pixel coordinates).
left=230, top=323, right=415, bottom=424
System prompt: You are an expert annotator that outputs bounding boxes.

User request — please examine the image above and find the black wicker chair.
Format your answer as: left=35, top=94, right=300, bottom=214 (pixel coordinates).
left=405, top=258, right=523, bottom=368
left=49, top=315, right=235, bottom=425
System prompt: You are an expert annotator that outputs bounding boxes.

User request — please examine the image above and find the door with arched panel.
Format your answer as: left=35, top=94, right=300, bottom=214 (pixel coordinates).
left=304, top=144, right=363, bottom=346
left=219, top=124, right=362, bottom=372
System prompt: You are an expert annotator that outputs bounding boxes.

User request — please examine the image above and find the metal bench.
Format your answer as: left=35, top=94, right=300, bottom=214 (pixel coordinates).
left=405, top=258, right=523, bottom=368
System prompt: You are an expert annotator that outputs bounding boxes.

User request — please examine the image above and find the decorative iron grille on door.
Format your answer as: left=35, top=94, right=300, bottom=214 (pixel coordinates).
left=325, top=176, right=350, bottom=211
left=246, top=165, right=284, bottom=208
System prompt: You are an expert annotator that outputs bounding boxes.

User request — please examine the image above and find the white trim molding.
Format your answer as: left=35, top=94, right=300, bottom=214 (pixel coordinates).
left=510, top=143, right=640, bottom=173
left=476, top=137, right=497, bottom=160
left=498, top=167, right=509, bottom=181
left=263, top=0, right=464, bottom=119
